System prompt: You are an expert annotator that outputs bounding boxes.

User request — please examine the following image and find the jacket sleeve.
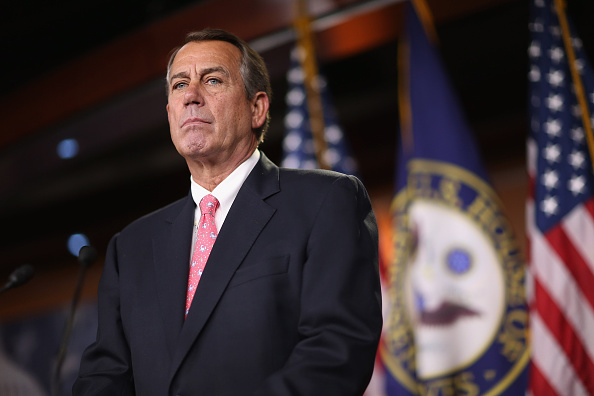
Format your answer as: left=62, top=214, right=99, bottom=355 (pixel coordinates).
left=73, top=234, right=135, bottom=395
left=253, top=174, right=383, bottom=396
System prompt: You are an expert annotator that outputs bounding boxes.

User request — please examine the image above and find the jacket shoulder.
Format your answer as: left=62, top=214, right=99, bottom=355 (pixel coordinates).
left=119, top=194, right=190, bottom=236
left=278, top=167, right=365, bottom=193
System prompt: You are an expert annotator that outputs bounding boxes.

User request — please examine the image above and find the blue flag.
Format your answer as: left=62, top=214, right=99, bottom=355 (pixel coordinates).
left=282, top=45, right=358, bottom=175
left=381, top=3, right=530, bottom=394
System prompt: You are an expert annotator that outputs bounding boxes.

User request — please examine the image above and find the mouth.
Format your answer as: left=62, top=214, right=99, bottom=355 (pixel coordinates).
left=182, top=117, right=211, bottom=127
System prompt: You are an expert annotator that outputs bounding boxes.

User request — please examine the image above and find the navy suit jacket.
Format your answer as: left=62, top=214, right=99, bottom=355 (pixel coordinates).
left=74, top=153, right=382, bottom=396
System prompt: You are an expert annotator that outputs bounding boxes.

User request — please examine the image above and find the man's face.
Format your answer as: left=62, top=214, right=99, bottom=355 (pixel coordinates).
left=166, top=40, right=264, bottom=165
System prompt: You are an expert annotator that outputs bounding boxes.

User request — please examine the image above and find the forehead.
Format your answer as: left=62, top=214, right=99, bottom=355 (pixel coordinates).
left=171, top=40, right=242, bottom=73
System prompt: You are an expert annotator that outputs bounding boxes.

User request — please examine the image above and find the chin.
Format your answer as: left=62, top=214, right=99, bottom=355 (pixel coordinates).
left=177, top=137, right=208, bottom=155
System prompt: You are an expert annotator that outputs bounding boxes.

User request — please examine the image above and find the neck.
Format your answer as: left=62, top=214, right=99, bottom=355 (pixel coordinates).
left=188, top=146, right=256, bottom=191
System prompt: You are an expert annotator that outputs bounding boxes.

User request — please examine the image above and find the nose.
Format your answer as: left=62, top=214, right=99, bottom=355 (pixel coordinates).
left=184, top=82, right=204, bottom=106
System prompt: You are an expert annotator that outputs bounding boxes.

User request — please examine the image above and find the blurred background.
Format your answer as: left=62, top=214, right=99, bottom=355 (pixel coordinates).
left=0, top=0, right=593, bottom=394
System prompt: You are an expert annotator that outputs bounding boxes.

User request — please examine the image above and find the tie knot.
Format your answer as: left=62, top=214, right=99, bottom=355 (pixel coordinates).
left=199, top=194, right=219, bottom=215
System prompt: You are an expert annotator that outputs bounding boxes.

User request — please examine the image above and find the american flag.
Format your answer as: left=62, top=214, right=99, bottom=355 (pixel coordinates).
left=281, top=45, right=358, bottom=176
left=281, top=43, right=388, bottom=396
left=527, top=0, right=594, bottom=394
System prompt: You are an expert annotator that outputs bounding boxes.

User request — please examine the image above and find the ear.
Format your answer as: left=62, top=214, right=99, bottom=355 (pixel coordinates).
left=166, top=103, right=176, bottom=128
left=251, top=92, right=270, bottom=129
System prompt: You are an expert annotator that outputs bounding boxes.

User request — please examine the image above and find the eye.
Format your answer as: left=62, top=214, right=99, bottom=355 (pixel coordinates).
left=446, top=248, right=471, bottom=275
left=172, top=81, right=188, bottom=90
left=205, top=77, right=221, bottom=85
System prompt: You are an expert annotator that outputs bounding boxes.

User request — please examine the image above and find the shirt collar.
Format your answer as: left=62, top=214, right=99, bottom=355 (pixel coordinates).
left=190, top=149, right=260, bottom=215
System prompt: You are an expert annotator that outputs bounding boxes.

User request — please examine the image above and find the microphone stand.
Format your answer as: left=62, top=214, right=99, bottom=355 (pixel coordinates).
left=51, top=246, right=97, bottom=396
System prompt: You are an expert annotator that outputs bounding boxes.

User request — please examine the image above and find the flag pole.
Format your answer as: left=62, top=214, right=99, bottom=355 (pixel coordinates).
left=398, top=0, right=438, bottom=154
left=554, top=0, right=594, bottom=175
left=397, top=29, right=413, bottom=153
left=294, top=0, right=330, bottom=170
left=411, top=0, right=438, bottom=45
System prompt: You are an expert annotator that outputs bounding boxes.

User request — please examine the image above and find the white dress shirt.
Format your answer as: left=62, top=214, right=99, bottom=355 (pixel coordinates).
left=189, top=149, right=260, bottom=256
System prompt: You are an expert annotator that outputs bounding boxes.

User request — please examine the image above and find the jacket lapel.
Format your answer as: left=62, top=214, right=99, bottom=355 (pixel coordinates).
left=153, top=193, right=195, bottom=357
left=169, top=153, right=280, bottom=380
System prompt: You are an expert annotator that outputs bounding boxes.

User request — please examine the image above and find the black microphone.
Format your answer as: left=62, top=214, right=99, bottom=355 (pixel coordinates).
left=78, top=245, right=98, bottom=268
left=52, top=245, right=99, bottom=396
left=0, top=264, right=35, bottom=295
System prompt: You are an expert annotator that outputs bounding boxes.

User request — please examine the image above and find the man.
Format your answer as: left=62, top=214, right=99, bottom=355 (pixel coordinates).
left=74, top=29, right=382, bottom=396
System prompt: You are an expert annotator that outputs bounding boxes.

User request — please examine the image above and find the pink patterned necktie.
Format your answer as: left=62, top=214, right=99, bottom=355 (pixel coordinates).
left=185, top=194, right=219, bottom=317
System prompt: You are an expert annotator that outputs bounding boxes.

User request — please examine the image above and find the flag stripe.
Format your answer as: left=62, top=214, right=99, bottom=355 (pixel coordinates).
left=530, top=312, right=589, bottom=396
left=533, top=279, right=594, bottom=393
left=528, top=362, right=559, bottom=396
left=562, top=201, right=594, bottom=273
left=546, top=224, right=594, bottom=308
left=527, top=200, right=594, bottom=361
left=585, top=197, right=594, bottom=218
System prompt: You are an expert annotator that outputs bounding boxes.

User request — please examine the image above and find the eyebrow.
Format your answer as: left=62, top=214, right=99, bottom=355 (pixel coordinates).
left=168, top=67, right=230, bottom=85
left=169, top=71, right=189, bottom=83
left=201, top=66, right=230, bottom=78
